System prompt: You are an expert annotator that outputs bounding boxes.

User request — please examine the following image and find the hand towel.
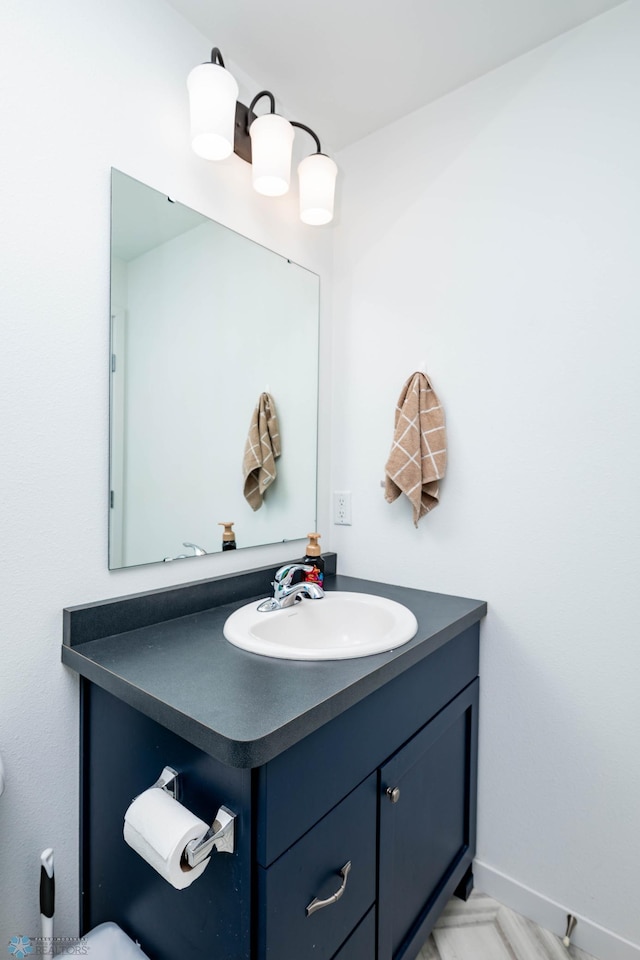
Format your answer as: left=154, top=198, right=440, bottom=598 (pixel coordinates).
left=243, top=392, right=281, bottom=511
left=384, top=372, right=447, bottom=526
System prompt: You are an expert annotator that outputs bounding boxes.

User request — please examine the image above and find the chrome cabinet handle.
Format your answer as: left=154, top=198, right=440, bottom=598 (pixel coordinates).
left=305, top=861, right=352, bottom=917
left=386, top=786, right=400, bottom=803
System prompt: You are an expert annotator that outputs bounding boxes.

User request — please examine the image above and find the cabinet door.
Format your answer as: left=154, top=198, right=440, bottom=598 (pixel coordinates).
left=378, top=680, right=479, bottom=960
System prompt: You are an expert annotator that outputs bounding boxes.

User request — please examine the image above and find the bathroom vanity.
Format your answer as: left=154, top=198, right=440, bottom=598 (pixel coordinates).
left=62, top=556, right=485, bottom=960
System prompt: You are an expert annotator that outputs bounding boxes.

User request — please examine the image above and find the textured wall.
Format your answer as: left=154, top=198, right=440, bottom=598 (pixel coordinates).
left=0, top=0, right=332, bottom=940
left=332, top=2, right=640, bottom=953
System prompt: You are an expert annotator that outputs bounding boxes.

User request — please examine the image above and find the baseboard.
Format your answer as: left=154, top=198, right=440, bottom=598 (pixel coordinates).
left=474, top=860, right=640, bottom=960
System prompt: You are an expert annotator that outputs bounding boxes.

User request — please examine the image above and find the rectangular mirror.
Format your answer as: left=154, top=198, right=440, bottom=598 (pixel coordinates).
left=109, top=169, right=319, bottom=569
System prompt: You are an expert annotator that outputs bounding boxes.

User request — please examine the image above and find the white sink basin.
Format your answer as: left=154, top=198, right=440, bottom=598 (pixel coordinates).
left=223, top=591, right=419, bottom=661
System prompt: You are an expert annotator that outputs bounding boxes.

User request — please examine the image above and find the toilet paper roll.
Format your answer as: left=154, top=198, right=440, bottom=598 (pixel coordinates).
left=123, top=787, right=211, bottom=890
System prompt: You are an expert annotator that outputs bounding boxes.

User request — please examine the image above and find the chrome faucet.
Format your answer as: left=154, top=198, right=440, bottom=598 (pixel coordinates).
left=163, top=541, right=207, bottom=561
left=182, top=541, right=207, bottom=556
left=257, top=564, right=325, bottom=612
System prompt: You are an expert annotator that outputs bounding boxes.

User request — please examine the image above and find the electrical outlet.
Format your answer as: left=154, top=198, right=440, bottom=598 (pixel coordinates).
left=333, top=490, right=352, bottom=525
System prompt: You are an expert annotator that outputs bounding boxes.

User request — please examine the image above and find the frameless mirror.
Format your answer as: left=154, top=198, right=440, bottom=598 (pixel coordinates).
left=109, top=169, right=319, bottom=569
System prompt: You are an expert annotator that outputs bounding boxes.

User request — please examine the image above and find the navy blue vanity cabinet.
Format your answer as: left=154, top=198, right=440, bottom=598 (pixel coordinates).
left=67, top=569, right=485, bottom=960
left=80, top=683, right=254, bottom=960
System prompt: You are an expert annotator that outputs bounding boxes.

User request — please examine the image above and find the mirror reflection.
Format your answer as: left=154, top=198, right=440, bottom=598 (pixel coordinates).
left=109, top=170, right=319, bottom=569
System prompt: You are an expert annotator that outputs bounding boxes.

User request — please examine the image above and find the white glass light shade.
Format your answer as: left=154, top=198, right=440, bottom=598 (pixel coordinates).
left=187, top=62, right=239, bottom=161
left=298, top=154, right=338, bottom=225
left=249, top=114, right=294, bottom=196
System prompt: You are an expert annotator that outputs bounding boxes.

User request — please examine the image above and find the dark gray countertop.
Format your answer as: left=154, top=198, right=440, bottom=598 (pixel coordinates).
left=62, top=567, right=486, bottom=768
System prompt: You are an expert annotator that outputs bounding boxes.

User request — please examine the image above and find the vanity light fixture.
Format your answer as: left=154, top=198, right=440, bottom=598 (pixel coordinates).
left=187, top=48, right=338, bottom=226
left=187, top=48, right=239, bottom=161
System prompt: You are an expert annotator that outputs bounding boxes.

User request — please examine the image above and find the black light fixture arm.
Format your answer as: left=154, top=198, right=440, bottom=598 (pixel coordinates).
left=291, top=121, right=322, bottom=155
left=234, top=91, right=277, bottom=160
left=248, top=90, right=276, bottom=117
left=210, top=47, right=225, bottom=67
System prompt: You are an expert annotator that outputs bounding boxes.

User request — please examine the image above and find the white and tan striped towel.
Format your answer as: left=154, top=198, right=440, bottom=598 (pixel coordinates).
left=384, top=372, right=447, bottom=526
left=243, top=392, right=281, bottom=511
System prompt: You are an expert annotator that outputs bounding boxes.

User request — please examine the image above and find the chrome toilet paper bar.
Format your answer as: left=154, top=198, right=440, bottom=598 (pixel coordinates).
left=152, top=766, right=180, bottom=799
left=184, top=806, right=236, bottom=865
left=150, top=766, right=236, bottom=863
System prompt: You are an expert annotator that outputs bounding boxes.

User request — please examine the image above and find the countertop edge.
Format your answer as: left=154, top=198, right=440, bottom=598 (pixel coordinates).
left=62, top=598, right=486, bottom=768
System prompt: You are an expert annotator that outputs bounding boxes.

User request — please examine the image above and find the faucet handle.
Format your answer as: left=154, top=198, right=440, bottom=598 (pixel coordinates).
left=274, top=563, right=313, bottom=589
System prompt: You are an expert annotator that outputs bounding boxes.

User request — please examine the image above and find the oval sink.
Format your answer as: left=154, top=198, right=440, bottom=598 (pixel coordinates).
left=223, top=591, right=419, bottom=661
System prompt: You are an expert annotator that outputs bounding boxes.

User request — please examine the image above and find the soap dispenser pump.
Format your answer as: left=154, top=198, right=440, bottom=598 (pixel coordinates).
left=301, top=533, right=324, bottom=588
left=219, top=522, right=237, bottom=551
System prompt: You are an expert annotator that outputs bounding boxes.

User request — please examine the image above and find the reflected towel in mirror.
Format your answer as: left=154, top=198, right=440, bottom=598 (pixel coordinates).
left=384, top=372, right=447, bottom=526
left=243, top=393, right=281, bottom=510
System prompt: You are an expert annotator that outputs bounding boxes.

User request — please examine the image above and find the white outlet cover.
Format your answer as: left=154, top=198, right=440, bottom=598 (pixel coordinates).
left=333, top=490, right=352, bottom=525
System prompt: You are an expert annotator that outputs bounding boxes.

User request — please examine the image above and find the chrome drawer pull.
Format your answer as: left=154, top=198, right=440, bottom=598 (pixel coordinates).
left=305, top=861, right=352, bottom=917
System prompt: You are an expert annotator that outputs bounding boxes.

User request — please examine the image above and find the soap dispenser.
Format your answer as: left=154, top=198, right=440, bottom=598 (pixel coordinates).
left=219, top=522, right=237, bottom=551
left=301, top=533, right=324, bottom=588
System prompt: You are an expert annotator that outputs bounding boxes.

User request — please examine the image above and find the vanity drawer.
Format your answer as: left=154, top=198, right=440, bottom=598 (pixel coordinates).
left=332, top=907, right=376, bottom=960
left=258, top=773, right=377, bottom=960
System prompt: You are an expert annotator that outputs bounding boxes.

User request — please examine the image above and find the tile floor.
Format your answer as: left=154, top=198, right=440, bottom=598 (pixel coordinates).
left=417, top=892, right=597, bottom=960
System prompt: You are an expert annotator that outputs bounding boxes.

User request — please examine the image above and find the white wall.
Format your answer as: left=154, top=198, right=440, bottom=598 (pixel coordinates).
left=0, top=0, right=332, bottom=941
left=332, top=2, right=640, bottom=955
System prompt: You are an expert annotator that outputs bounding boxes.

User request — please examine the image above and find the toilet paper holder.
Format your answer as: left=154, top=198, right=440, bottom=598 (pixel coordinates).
left=152, top=766, right=236, bottom=864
